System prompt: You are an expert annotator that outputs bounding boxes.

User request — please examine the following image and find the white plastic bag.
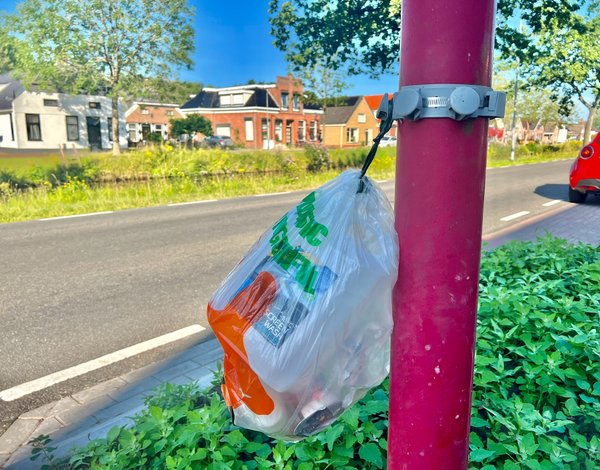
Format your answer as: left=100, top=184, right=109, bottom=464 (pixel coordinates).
left=207, top=170, right=398, bottom=440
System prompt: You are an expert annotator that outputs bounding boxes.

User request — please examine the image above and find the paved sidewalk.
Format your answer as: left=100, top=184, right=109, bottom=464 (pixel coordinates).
left=1, top=200, right=598, bottom=469
left=484, top=198, right=600, bottom=248
left=1, top=339, right=223, bottom=469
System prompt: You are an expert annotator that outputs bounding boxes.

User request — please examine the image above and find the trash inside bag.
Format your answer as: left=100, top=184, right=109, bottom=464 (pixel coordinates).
left=207, top=170, right=398, bottom=440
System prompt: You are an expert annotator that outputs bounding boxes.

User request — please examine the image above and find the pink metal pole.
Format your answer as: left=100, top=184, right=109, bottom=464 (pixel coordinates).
left=388, top=1, right=496, bottom=468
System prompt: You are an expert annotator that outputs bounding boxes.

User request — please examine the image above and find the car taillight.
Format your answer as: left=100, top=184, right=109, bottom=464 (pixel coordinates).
left=580, top=145, right=594, bottom=159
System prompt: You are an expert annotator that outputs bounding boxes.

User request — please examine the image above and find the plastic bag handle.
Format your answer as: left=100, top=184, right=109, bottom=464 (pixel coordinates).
left=358, top=97, right=395, bottom=193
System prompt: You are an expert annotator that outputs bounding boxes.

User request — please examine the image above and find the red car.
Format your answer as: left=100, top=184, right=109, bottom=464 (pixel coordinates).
left=569, top=133, right=600, bottom=203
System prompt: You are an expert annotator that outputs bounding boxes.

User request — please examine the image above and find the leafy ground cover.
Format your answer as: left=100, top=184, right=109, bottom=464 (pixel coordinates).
left=30, top=237, right=599, bottom=469
left=0, top=142, right=579, bottom=223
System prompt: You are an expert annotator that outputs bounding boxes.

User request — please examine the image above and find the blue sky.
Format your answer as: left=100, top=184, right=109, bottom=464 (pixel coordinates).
left=1, top=0, right=400, bottom=96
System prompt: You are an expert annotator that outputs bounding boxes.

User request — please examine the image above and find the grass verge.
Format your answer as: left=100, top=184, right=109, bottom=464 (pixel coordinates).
left=0, top=142, right=579, bottom=223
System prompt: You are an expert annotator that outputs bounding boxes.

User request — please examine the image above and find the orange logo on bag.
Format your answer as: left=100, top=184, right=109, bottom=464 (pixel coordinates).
left=207, top=271, right=277, bottom=415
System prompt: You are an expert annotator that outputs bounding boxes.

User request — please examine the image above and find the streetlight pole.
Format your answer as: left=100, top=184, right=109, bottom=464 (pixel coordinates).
left=389, top=0, right=497, bottom=467
left=510, top=20, right=523, bottom=161
left=510, top=62, right=519, bottom=161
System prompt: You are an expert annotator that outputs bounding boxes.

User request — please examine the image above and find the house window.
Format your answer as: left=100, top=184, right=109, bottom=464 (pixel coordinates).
left=44, top=99, right=59, bottom=107
left=220, top=95, right=232, bottom=106
left=281, top=92, right=289, bottom=109
left=292, top=94, right=300, bottom=110
left=141, top=109, right=150, bottom=115
left=245, top=118, right=254, bottom=141
left=89, top=102, right=101, bottom=109
left=25, top=114, right=42, bottom=141
left=154, top=124, right=162, bottom=131
left=108, top=117, right=113, bottom=141
left=66, top=116, right=79, bottom=141
left=128, top=123, right=137, bottom=141
left=167, top=110, right=174, bottom=116
left=216, top=124, right=231, bottom=137
left=298, top=120, right=306, bottom=141
left=233, top=94, right=244, bottom=106
left=358, top=113, right=366, bottom=123
left=274, top=120, right=283, bottom=141
left=346, top=127, right=358, bottom=143
left=310, top=121, right=317, bottom=141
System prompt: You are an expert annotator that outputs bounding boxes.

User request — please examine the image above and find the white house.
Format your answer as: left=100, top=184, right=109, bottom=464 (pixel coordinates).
left=0, top=74, right=127, bottom=151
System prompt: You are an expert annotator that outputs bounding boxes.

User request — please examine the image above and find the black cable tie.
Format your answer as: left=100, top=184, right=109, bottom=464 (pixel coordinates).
left=357, top=96, right=395, bottom=193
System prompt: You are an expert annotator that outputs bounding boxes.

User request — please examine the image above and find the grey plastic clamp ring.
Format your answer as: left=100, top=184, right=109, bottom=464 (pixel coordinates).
left=376, top=84, right=506, bottom=122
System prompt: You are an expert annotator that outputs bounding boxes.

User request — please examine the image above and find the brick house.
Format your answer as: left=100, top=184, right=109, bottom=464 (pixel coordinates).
left=180, top=76, right=323, bottom=149
left=322, top=96, right=380, bottom=148
left=125, top=102, right=184, bottom=145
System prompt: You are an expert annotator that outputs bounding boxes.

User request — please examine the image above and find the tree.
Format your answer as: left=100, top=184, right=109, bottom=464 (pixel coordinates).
left=499, top=83, right=579, bottom=144
left=269, top=0, right=401, bottom=77
left=138, top=78, right=202, bottom=107
left=269, top=0, right=585, bottom=76
left=525, top=4, right=600, bottom=143
left=296, top=59, right=349, bottom=142
left=170, top=114, right=213, bottom=139
left=3, top=0, right=195, bottom=155
left=0, top=27, right=16, bottom=74
left=270, top=1, right=597, bottom=141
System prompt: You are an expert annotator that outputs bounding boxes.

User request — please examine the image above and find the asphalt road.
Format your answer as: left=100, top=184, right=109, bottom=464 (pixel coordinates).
left=0, top=159, right=577, bottom=424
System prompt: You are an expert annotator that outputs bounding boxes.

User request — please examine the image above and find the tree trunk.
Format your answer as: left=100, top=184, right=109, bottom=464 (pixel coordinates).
left=583, top=106, right=596, bottom=143
left=112, top=95, right=121, bottom=155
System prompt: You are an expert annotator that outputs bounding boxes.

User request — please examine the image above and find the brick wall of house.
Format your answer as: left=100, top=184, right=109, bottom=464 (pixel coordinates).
left=126, top=104, right=184, bottom=142
left=205, top=111, right=320, bottom=148
left=126, top=105, right=183, bottom=125
left=344, top=99, right=379, bottom=146
left=273, top=75, right=305, bottom=113
left=181, top=76, right=321, bottom=148
left=323, top=98, right=380, bottom=148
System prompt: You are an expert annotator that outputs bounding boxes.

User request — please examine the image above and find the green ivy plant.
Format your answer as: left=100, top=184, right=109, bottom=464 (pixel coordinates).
left=32, top=236, right=599, bottom=469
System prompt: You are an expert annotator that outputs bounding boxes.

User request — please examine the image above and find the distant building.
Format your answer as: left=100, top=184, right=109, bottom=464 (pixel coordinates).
left=180, top=76, right=323, bottom=148
left=0, top=74, right=127, bottom=151
left=322, top=96, right=379, bottom=148
left=125, top=102, right=184, bottom=145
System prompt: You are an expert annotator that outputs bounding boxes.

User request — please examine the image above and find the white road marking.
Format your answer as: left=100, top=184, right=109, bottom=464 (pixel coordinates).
left=500, top=211, right=531, bottom=222
left=542, top=200, right=562, bottom=207
left=0, top=324, right=205, bottom=402
left=254, top=191, right=292, bottom=197
left=168, top=199, right=217, bottom=207
left=40, top=211, right=113, bottom=221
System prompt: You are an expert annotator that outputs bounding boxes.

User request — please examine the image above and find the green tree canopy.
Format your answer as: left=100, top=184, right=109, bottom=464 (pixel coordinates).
left=0, top=27, right=16, bottom=74
left=270, top=0, right=597, bottom=140
left=525, top=3, right=600, bottom=142
left=3, top=0, right=195, bottom=154
left=269, top=0, right=586, bottom=76
left=496, top=72, right=578, bottom=129
left=170, top=114, right=213, bottom=138
left=138, top=78, right=202, bottom=107
left=269, top=0, right=401, bottom=76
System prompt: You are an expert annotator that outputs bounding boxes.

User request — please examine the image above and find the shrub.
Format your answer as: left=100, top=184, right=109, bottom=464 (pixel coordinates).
left=304, top=143, right=330, bottom=172
left=471, top=236, right=599, bottom=468
left=29, top=237, right=598, bottom=469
